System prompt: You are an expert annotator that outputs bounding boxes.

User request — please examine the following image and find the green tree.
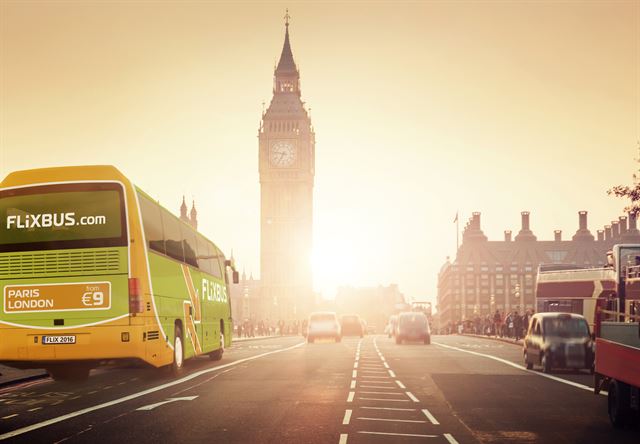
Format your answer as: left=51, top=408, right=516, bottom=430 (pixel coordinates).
left=608, top=144, right=640, bottom=215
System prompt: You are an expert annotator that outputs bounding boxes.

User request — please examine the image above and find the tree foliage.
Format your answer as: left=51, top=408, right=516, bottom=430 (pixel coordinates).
left=608, top=146, right=640, bottom=216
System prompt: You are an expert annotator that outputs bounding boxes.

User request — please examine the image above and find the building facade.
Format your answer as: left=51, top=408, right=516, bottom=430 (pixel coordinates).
left=437, top=211, right=640, bottom=326
left=258, top=17, right=315, bottom=321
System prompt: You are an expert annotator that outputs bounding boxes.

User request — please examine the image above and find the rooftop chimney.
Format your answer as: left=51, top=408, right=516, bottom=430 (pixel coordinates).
left=619, top=216, right=628, bottom=235
left=572, top=210, right=594, bottom=241
left=515, top=211, right=537, bottom=241
left=623, top=211, right=640, bottom=242
left=554, top=230, right=562, bottom=242
left=612, top=221, right=620, bottom=239
left=605, top=225, right=612, bottom=241
left=462, top=211, right=487, bottom=242
left=597, top=230, right=604, bottom=242
left=579, top=211, right=587, bottom=230
left=504, top=230, right=512, bottom=242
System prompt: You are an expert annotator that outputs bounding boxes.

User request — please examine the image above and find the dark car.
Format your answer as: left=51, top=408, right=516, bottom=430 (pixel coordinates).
left=523, top=312, right=594, bottom=373
left=396, top=312, right=431, bottom=345
left=340, top=314, right=364, bottom=337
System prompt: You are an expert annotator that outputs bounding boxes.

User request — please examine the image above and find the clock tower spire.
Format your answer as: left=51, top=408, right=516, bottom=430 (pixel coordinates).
left=258, top=12, right=315, bottom=322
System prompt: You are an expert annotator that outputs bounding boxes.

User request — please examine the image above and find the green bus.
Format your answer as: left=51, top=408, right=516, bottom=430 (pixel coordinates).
left=0, top=165, right=237, bottom=380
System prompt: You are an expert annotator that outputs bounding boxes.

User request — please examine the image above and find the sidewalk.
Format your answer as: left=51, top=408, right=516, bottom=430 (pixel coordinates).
left=459, top=333, right=523, bottom=347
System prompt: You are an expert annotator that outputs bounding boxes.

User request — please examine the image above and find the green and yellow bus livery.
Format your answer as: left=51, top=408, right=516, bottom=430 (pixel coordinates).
left=0, top=165, right=236, bottom=380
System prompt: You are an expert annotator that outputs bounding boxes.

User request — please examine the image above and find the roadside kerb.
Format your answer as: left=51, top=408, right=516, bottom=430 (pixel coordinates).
left=458, top=333, right=523, bottom=347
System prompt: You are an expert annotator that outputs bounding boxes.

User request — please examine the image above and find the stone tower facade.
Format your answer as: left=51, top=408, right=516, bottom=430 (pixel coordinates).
left=258, top=16, right=315, bottom=321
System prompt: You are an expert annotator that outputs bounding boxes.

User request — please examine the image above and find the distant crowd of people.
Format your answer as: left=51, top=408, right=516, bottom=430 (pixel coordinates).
left=442, top=309, right=535, bottom=341
left=234, top=318, right=308, bottom=338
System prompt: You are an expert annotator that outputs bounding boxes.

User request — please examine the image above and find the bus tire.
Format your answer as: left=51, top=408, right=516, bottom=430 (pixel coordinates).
left=524, top=351, right=533, bottom=370
left=609, top=379, right=632, bottom=428
left=171, top=325, right=185, bottom=375
left=47, top=364, right=90, bottom=382
left=210, top=332, right=224, bottom=361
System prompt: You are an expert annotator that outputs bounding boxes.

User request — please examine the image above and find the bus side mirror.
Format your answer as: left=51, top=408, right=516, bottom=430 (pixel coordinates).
left=233, top=270, right=239, bottom=284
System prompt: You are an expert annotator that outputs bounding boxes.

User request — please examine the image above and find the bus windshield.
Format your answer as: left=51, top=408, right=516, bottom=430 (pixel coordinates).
left=0, top=183, right=126, bottom=252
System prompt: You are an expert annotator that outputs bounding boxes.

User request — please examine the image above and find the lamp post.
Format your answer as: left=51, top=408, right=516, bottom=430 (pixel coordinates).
left=514, top=283, right=521, bottom=312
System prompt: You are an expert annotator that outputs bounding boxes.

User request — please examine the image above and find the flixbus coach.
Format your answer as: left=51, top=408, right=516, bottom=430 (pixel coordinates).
left=0, top=165, right=238, bottom=380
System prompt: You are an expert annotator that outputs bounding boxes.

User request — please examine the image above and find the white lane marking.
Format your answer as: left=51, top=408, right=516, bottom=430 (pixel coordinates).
left=0, top=341, right=305, bottom=441
left=358, top=431, right=438, bottom=438
left=27, top=408, right=42, bottom=413
left=406, top=392, right=420, bottom=402
left=359, top=391, right=404, bottom=395
left=339, top=433, right=348, bottom=444
left=360, top=385, right=396, bottom=389
left=343, top=410, right=352, bottom=425
left=395, top=380, right=406, bottom=389
left=360, top=376, right=390, bottom=379
left=359, top=397, right=409, bottom=402
left=383, top=362, right=390, bottom=369
left=352, top=370, right=357, bottom=378
left=353, top=362, right=358, bottom=369
left=1, top=415, right=18, bottom=420
left=422, top=408, right=440, bottom=425
left=360, top=365, right=385, bottom=369
left=434, top=342, right=604, bottom=395
left=361, top=406, right=416, bottom=411
left=444, top=433, right=460, bottom=444
left=350, top=380, right=356, bottom=389
left=347, top=392, right=355, bottom=402
left=358, top=417, right=426, bottom=423
left=136, top=396, right=198, bottom=411
left=388, top=370, right=396, bottom=378
left=362, top=370, right=387, bottom=374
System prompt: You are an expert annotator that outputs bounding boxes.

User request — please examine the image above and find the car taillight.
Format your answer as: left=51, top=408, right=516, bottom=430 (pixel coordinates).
left=129, top=278, right=144, bottom=314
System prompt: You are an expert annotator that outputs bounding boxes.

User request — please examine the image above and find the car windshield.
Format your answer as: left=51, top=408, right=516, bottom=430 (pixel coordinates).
left=310, top=314, right=335, bottom=322
left=399, top=314, right=427, bottom=327
left=543, top=317, right=589, bottom=338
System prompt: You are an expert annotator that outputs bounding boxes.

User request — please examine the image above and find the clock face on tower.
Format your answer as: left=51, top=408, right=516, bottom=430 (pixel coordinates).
left=270, top=141, right=297, bottom=168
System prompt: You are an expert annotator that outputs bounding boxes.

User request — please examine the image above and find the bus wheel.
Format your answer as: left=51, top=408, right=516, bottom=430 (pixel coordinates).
left=609, top=380, right=632, bottom=428
left=47, top=364, right=90, bottom=382
left=524, top=351, right=533, bottom=370
left=171, top=325, right=184, bottom=375
left=210, top=332, right=224, bottom=361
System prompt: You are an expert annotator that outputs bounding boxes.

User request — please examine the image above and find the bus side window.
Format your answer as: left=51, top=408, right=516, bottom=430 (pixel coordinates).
left=180, top=226, right=198, bottom=268
left=138, top=194, right=165, bottom=255
left=161, top=212, right=184, bottom=263
left=204, top=242, right=222, bottom=279
left=213, top=246, right=224, bottom=280
left=195, top=235, right=210, bottom=274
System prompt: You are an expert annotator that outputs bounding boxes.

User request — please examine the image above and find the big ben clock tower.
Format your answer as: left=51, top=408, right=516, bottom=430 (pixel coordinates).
left=259, top=12, right=315, bottom=321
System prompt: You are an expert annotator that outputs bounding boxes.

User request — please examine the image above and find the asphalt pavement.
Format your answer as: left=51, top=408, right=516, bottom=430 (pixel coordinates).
left=0, top=335, right=638, bottom=443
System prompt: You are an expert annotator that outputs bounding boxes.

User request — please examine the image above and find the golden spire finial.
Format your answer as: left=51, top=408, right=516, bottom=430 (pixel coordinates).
left=284, top=9, right=291, bottom=27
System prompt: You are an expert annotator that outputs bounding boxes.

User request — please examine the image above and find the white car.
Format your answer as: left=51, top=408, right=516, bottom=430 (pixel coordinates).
left=307, top=312, right=342, bottom=343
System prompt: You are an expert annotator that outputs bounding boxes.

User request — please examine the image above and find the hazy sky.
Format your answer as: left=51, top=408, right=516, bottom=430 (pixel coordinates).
left=1, top=1, right=639, bottom=302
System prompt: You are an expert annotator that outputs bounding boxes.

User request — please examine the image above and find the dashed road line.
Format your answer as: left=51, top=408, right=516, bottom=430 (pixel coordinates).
left=361, top=406, right=415, bottom=411
left=350, top=380, right=356, bottom=389
left=422, top=408, right=440, bottom=425
left=395, top=380, right=406, bottom=389
left=359, top=391, right=404, bottom=395
left=339, top=433, right=348, bottom=444
left=444, top=433, right=460, bottom=444
left=347, top=392, right=355, bottom=402
left=388, top=370, right=396, bottom=377
left=357, top=417, right=426, bottom=423
left=359, top=397, right=409, bottom=402
left=360, top=385, right=396, bottom=389
left=406, top=392, right=420, bottom=402
left=27, top=408, right=42, bottom=412
left=358, top=431, right=438, bottom=438
left=352, top=370, right=357, bottom=378
left=342, top=409, right=352, bottom=425
left=2, top=415, right=18, bottom=420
